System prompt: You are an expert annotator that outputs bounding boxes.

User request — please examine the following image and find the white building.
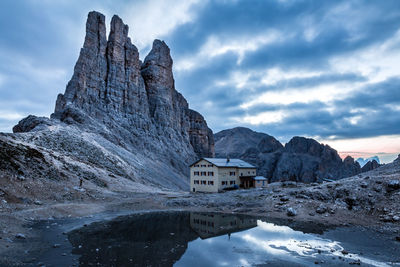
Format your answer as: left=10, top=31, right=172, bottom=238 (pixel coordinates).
left=189, top=158, right=257, bottom=193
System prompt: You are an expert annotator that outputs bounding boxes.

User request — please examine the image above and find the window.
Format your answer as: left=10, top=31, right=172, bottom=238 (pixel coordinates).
left=194, top=171, right=199, bottom=176
left=240, top=173, right=243, bottom=176
left=208, top=181, right=214, bottom=185
left=230, top=181, right=235, bottom=185
left=208, top=164, right=213, bottom=167
left=248, top=171, right=250, bottom=174
left=194, top=180, right=199, bottom=184
left=222, top=181, right=226, bottom=185
left=201, top=171, right=207, bottom=176
left=201, top=180, right=207, bottom=185
left=201, top=164, right=207, bottom=167
left=194, top=164, right=199, bottom=167
left=253, top=171, right=255, bottom=174
left=208, top=171, right=214, bottom=176
left=229, top=171, right=236, bottom=176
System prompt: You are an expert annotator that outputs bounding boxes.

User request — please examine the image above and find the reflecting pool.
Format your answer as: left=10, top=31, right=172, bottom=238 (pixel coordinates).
left=34, top=211, right=400, bottom=266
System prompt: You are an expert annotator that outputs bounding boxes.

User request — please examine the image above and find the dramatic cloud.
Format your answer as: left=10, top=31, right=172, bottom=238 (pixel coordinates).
left=0, top=0, right=399, bottom=161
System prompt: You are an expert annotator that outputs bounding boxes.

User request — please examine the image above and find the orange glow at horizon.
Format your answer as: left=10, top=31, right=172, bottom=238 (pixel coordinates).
left=319, top=135, right=400, bottom=163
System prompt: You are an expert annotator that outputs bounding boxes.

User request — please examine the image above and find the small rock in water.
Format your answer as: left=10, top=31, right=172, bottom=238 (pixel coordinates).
left=360, top=182, right=368, bottom=188
left=15, top=233, right=26, bottom=239
left=34, top=200, right=43, bottom=205
left=341, top=250, right=349, bottom=255
left=393, top=216, right=400, bottom=222
left=53, top=244, right=61, bottom=248
left=349, top=259, right=361, bottom=265
left=286, top=207, right=297, bottom=217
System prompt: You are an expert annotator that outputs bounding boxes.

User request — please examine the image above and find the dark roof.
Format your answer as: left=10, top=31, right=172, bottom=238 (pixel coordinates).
left=190, top=158, right=255, bottom=168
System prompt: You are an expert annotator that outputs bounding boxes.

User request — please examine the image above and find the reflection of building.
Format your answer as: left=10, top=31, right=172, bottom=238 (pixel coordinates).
left=189, top=212, right=257, bottom=239
left=189, top=158, right=257, bottom=193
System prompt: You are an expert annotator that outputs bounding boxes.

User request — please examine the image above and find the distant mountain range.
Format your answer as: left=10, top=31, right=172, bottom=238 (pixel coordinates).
left=214, top=127, right=380, bottom=183
left=356, top=156, right=380, bottom=167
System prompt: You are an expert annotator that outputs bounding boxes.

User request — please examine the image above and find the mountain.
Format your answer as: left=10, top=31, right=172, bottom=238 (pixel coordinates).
left=361, top=159, right=380, bottom=172
left=214, top=127, right=283, bottom=158
left=215, top=127, right=362, bottom=183
left=356, top=156, right=380, bottom=167
left=1, top=11, right=214, bottom=193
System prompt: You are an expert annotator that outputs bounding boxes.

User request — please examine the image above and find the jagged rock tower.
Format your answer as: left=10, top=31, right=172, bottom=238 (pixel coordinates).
left=12, top=11, right=214, bottom=190
left=52, top=11, right=214, bottom=160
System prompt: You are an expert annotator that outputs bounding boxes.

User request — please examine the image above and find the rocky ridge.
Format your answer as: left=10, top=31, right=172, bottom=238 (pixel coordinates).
left=3, top=11, right=214, bottom=192
left=215, top=127, right=367, bottom=183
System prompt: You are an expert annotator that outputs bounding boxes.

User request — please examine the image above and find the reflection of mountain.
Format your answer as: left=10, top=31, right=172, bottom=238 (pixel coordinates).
left=190, top=212, right=257, bottom=239
left=67, top=211, right=257, bottom=266
left=68, top=212, right=197, bottom=266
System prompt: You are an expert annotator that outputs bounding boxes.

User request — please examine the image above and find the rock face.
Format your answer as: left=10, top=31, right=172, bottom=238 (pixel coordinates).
left=215, top=127, right=281, bottom=158
left=51, top=12, right=213, bottom=159
left=12, top=115, right=54, bottom=133
left=215, top=127, right=362, bottom=183
left=6, top=11, right=214, bottom=191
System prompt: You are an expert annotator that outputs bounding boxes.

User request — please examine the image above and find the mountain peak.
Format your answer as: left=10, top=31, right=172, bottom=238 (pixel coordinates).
left=12, top=11, right=215, bottom=189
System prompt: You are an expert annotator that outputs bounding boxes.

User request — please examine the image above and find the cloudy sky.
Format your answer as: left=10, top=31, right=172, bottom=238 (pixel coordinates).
left=0, top=0, right=399, bottom=162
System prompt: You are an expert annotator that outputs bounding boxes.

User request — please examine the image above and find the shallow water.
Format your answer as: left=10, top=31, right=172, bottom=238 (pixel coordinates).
left=32, top=211, right=400, bottom=266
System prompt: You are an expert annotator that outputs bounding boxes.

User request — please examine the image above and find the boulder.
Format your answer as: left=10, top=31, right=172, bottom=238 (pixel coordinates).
left=286, top=207, right=297, bottom=216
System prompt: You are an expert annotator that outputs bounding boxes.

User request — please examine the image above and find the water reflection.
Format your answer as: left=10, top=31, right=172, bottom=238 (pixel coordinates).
left=67, top=211, right=398, bottom=266
left=190, top=212, right=257, bottom=239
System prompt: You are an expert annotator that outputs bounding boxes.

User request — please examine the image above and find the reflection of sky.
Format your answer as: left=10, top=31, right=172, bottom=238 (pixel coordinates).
left=175, top=220, right=391, bottom=267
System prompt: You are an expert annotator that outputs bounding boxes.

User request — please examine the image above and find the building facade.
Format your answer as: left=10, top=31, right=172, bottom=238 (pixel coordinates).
left=254, top=176, right=268, bottom=188
left=190, top=158, right=257, bottom=193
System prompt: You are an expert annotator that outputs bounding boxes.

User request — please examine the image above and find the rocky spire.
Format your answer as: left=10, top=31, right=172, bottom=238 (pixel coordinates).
left=53, top=11, right=107, bottom=118
left=49, top=11, right=214, bottom=159
left=141, top=40, right=175, bottom=126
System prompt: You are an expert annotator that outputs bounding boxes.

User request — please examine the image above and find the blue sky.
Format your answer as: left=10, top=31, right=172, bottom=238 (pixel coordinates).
left=0, top=0, right=399, bottom=162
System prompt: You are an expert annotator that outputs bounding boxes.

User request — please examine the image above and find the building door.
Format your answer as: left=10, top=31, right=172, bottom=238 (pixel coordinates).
left=193, top=188, right=195, bottom=192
